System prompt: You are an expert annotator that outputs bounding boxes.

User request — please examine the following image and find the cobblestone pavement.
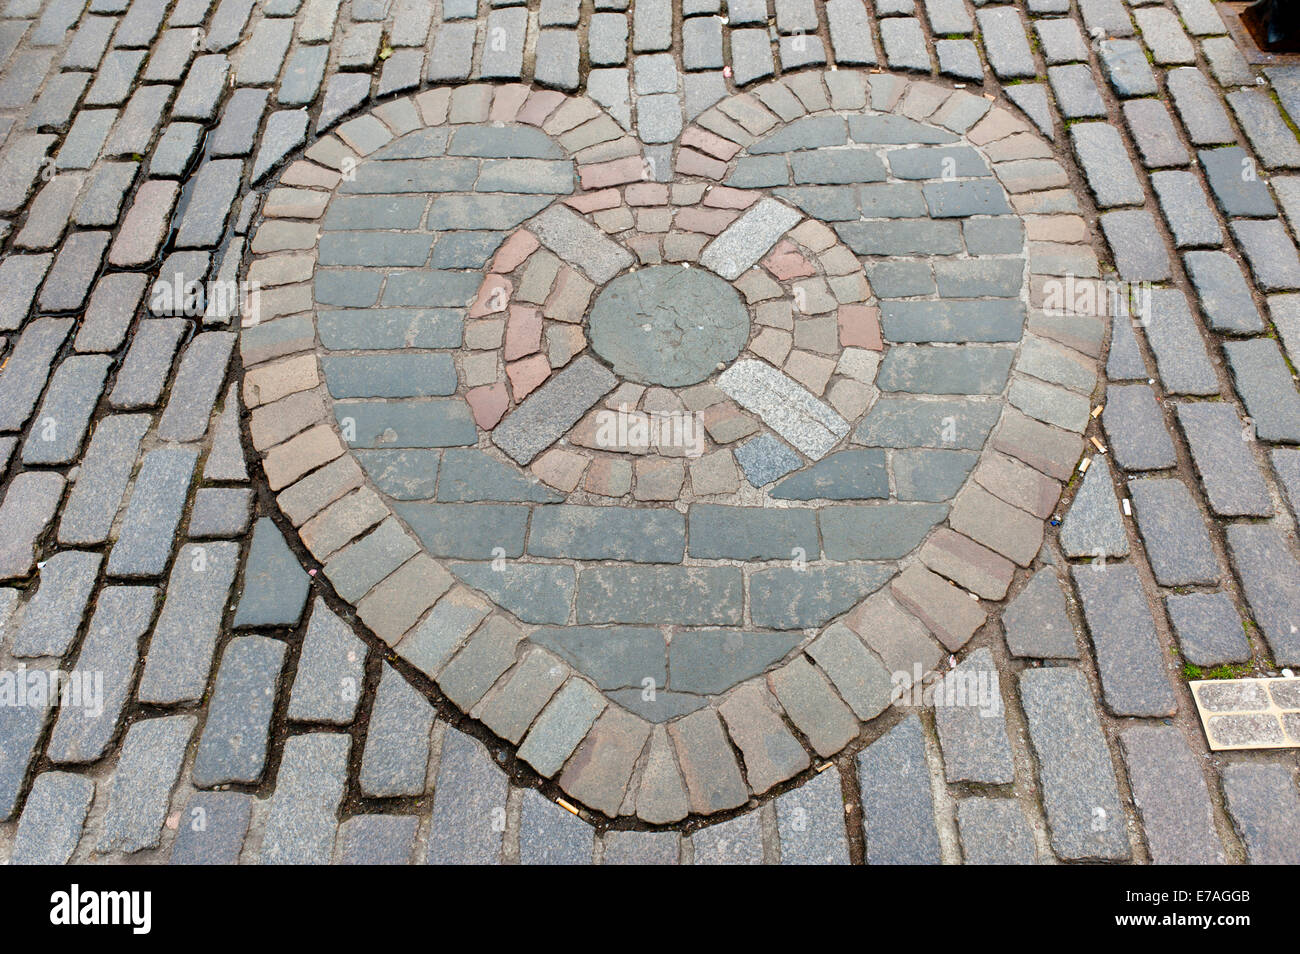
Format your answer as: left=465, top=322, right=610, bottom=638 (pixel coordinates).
left=1, top=0, right=1300, bottom=864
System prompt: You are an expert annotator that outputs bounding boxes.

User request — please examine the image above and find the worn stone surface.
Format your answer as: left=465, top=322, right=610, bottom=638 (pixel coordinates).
left=856, top=715, right=941, bottom=865
left=1119, top=726, right=1225, bottom=865
left=1018, top=667, right=1130, bottom=861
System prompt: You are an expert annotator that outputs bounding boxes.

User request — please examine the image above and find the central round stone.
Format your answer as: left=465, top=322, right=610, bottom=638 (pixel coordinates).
left=588, top=265, right=750, bottom=388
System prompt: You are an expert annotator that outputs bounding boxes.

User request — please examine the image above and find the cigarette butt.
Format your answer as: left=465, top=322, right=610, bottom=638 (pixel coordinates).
left=816, top=762, right=834, bottom=773
left=1091, top=405, right=1104, bottom=418
left=556, top=798, right=579, bottom=816
left=1122, top=498, right=1132, bottom=516
left=1079, top=457, right=1091, bottom=473
left=1090, top=436, right=1106, bottom=453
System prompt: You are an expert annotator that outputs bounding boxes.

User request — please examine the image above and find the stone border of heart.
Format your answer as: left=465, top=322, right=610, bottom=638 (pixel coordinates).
left=238, top=70, right=1100, bottom=824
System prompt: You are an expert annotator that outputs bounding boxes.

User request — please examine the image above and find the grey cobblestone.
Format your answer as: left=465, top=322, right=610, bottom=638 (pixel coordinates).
left=933, top=648, right=1013, bottom=784
left=1144, top=290, right=1218, bottom=396
left=234, top=518, right=310, bottom=627
left=58, top=414, right=150, bottom=546
left=1129, top=478, right=1219, bottom=587
left=287, top=598, right=367, bottom=724
left=169, top=791, right=252, bottom=864
left=857, top=715, right=941, bottom=864
left=776, top=766, right=849, bottom=864
left=1184, top=251, right=1266, bottom=334
left=47, top=586, right=156, bottom=764
left=194, top=636, right=287, bottom=786
left=519, top=788, right=593, bottom=864
left=9, top=772, right=94, bottom=864
left=956, top=798, right=1037, bottom=864
left=260, top=733, right=349, bottom=864
left=98, top=715, right=195, bottom=853
left=360, top=668, right=435, bottom=796
left=1071, top=565, right=1177, bottom=718
left=1176, top=402, right=1272, bottom=518
left=1165, top=592, right=1250, bottom=666
left=137, top=541, right=240, bottom=705
left=427, top=729, right=507, bottom=863
left=338, top=815, right=419, bottom=864
left=10, top=551, right=101, bottom=658
left=1221, top=764, right=1300, bottom=865
left=107, top=447, right=198, bottom=578
left=1019, top=667, right=1129, bottom=860
left=1225, top=524, right=1300, bottom=666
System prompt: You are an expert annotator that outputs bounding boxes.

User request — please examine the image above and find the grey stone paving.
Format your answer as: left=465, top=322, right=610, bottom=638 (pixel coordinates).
left=0, top=0, right=1297, bottom=867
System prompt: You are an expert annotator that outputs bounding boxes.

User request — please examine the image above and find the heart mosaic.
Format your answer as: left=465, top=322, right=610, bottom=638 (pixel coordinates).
left=239, top=71, right=1096, bottom=823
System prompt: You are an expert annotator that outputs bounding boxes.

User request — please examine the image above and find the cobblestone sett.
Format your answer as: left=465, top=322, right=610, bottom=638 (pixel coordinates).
left=0, top=660, right=54, bottom=819
left=1144, top=290, right=1218, bottom=396
left=1184, top=250, right=1265, bottom=335
left=155, top=331, right=235, bottom=440
left=47, top=586, right=156, bottom=764
left=1128, top=478, right=1220, bottom=587
left=917, top=526, right=1014, bottom=599
left=776, top=765, right=850, bottom=864
left=949, top=485, right=1042, bottom=566
left=857, top=714, right=941, bottom=864
left=493, top=356, right=617, bottom=463
left=891, top=564, right=985, bottom=651
left=109, top=319, right=186, bottom=410
left=1101, top=384, right=1176, bottom=472
left=426, top=729, right=507, bottom=864
left=1232, top=219, right=1300, bottom=293
left=559, top=706, right=651, bottom=816
left=193, top=636, right=287, bottom=786
left=9, top=772, right=94, bottom=865
left=359, top=668, right=435, bottom=797
left=1225, top=524, right=1300, bottom=666
left=1018, top=666, right=1130, bottom=860
left=879, top=299, right=1023, bottom=343
left=1199, top=146, right=1276, bottom=217
left=799, top=623, right=888, bottom=722
left=688, top=504, right=819, bottom=560
left=701, top=199, right=803, bottom=279
left=10, top=551, right=101, bottom=657
left=234, top=517, right=311, bottom=626
left=98, top=715, right=195, bottom=854
left=1119, top=725, right=1224, bottom=864
left=517, top=677, right=607, bottom=778
left=474, top=645, right=568, bottom=745
left=1002, top=567, right=1078, bottom=659
left=260, top=733, right=350, bottom=865
left=287, top=598, right=368, bottom=724
left=519, top=788, right=594, bottom=864
left=957, top=797, right=1038, bottom=864
left=717, top=359, right=849, bottom=458
left=575, top=566, right=742, bottom=625
left=337, top=815, right=419, bottom=865
left=1100, top=210, right=1171, bottom=282
left=396, top=503, right=529, bottom=560
left=934, top=646, right=1014, bottom=782
left=819, top=502, right=947, bottom=560
left=20, top=355, right=110, bottom=465
left=1165, top=591, right=1250, bottom=667
left=1220, top=764, right=1300, bottom=865
left=528, top=505, right=683, bottom=562
left=447, top=562, right=572, bottom=625
left=767, top=656, right=857, bottom=758
left=1175, top=403, right=1272, bottom=518
left=1059, top=457, right=1128, bottom=559
left=1071, top=565, right=1177, bottom=718
left=0, top=317, right=73, bottom=432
